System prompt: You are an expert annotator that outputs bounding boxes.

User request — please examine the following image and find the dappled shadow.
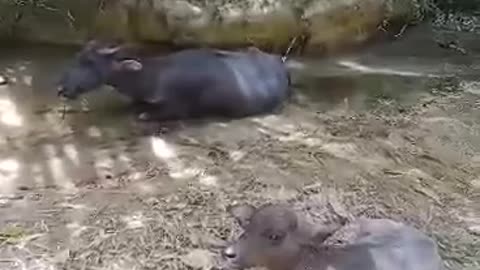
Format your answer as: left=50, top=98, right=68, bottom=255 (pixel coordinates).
left=0, top=44, right=296, bottom=197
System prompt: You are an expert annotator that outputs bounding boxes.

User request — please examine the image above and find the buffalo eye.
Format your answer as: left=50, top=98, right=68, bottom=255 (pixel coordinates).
left=78, top=55, right=95, bottom=65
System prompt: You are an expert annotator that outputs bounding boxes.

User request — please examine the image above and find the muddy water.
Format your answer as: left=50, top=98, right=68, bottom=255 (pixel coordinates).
left=0, top=45, right=143, bottom=194
left=0, top=24, right=477, bottom=195
left=288, top=24, right=479, bottom=111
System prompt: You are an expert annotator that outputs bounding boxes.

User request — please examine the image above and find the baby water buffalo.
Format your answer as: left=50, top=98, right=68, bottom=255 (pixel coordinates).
left=57, top=41, right=292, bottom=121
left=222, top=203, right=444, bottom=270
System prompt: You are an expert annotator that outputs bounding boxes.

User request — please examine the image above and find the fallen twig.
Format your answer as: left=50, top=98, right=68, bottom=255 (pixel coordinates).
left=282, top=36, right=298, bottom=63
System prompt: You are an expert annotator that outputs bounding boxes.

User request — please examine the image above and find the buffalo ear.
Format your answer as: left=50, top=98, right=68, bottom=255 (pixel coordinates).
left=246, top=46, right=261, bottom=53
left=116, top=59, right=143, bottom=71
left=96, top=45, right=122, bottom=55
left=85, top=40, right=98, bottom=49
left=228, top=204, right=256, bottom=228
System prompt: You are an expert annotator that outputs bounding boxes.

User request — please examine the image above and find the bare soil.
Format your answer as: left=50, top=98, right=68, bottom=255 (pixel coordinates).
left=0, top=75, right=479, bottom=270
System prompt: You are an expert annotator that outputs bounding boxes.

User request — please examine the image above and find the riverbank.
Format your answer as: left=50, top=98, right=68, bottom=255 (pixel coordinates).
left=0, top=0, right=426, bottom=55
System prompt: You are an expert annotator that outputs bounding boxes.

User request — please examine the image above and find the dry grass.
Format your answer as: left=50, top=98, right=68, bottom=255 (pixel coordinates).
left=1, top=78, right=479, bottom=270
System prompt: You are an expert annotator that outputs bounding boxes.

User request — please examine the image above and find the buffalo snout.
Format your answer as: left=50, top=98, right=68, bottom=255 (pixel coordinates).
left=56, top=83, right=82, bottom=100
left=57, top=85, right=66, bottom=97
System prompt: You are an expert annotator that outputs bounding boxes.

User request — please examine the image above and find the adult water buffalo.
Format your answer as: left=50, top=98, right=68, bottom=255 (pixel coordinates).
left=57, top=40, right=292, bottom=121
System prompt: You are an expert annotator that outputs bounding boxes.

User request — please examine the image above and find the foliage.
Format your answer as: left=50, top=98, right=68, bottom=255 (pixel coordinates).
left=433, top=0, right=480, bottom=14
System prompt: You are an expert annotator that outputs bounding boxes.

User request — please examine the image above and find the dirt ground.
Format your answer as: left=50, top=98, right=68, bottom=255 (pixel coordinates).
left=1, top=22, right=480, bottom=270
left=0, top=74, right=479, bottom=270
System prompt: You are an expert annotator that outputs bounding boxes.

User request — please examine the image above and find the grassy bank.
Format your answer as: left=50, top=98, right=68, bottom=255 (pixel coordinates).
left=0, top=0, right=431, bottom=54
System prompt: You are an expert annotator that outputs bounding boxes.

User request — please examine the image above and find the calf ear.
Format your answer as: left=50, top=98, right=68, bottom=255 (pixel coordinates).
left=311, top=223, right=344, bottom=243
left=117, top=59, right=143, bottom=71
left=228, top=204, right=256, bottom=228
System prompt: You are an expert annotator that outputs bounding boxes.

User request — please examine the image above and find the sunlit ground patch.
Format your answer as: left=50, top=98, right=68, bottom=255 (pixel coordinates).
left=0, top=158, right=20, bottom=194
left=0, top=98, right=23, bottom=127
left=337, top=60, right=432, bottom=77
left=460, top=80, right=480, bottom=95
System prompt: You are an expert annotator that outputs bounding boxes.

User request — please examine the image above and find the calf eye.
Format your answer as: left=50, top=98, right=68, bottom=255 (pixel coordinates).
left=268, top=233, right=283, bottom=243
left=269, top=234, right=279, bottom=241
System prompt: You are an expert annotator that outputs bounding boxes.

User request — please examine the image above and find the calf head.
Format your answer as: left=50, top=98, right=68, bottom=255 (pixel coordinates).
left=57, top=40, right=143, bottom=100
left=222, top=203, right=305, bottom=270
